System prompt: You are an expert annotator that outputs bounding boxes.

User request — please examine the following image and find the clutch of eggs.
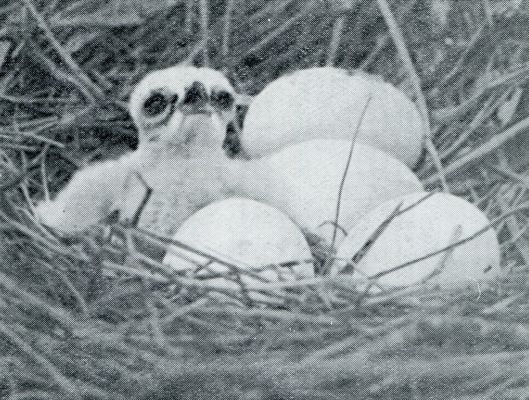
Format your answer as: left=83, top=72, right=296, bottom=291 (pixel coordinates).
left=236, top=139, right=424, bottom=245
left=332, top=192, right=501, bottom=290
left=162, top=198, right=314, bottom=303
left=241, top=67, right=424, bottom=167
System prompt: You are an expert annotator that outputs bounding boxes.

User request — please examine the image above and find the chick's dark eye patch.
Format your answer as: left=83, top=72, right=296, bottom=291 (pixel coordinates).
left=143, top=92, right=169, bottom=116
left=211, top=90, right=234, bottom=110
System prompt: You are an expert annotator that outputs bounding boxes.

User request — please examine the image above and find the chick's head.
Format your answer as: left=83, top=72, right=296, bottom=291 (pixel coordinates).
left=129, top=66, right=236, bottom=156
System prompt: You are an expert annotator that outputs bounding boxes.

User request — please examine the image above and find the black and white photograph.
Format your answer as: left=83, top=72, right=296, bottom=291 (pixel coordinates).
left=0, top=0, right=528, bottom=398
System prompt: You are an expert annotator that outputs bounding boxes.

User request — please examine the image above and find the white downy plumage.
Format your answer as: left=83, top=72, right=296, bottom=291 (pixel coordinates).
left=332, top=192, right=501, bottom=290
left=36, top=66, right=238, bottom=235
left=163, top=198, right=314, bottom=302
left=232, top=139, right=424, bottom=245
left=241, top=67, right=424, bottom=167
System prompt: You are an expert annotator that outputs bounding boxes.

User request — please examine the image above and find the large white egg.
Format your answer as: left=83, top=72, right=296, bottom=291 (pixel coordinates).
left=162, top=198, right=314, bottom=302
left=332, top=192, right=502, bottom=289
left=241, top=67, right=424, bottom=167
left=234, top=139, right=424, bottom=245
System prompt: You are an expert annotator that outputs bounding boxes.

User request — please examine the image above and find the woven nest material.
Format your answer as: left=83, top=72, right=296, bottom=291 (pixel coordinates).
left=2, top=0, right=529, bottom=398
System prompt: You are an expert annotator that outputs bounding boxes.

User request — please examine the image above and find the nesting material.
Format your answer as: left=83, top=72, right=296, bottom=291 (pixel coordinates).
left=332, top=192, right=502, bottom=290
left=241, top=67, right=424, bottom=167
left=162, top=198, right=314, bottom=302
left=234, top=139, right=424, bottom=245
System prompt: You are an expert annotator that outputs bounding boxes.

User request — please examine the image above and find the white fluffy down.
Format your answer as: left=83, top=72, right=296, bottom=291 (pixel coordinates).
left=234, top=139, right=424, bottom=244
left=119, top=154, right=238, bottom=236
left=241, top=67, right=424, bottom=167
left=162, top=198, right=314, bottom=300
left=35, top=66, right=236, bottom=235
left=332, top=192, right=501, bottom=290
left=35, top=154, right=135, bottom=233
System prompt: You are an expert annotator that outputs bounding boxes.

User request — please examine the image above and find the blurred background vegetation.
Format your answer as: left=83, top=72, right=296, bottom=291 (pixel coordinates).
left=2, top=0, right=529, bottom=399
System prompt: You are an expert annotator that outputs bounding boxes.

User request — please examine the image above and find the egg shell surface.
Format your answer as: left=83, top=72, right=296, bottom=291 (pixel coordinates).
left=242, top=67, right=424, bottom=167
left=162, top=198, right=314, bottom=299
left=237, top=139, right=424, bottom=245
left=333, top=192, right=501, bottom=289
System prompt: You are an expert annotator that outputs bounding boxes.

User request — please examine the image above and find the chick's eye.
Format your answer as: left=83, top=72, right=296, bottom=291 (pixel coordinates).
left=143, top=93, right=170, bottom=117
left=211, top=90, right=234, bottom=110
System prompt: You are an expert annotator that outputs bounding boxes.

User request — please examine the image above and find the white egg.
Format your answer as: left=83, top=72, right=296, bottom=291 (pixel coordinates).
left=241, top=67, right=424, bottom=167
left=233, top=139, right=424, bottom=245
left=162, top=198, right=314, bottom=302
left=333, top=192, right=502, bottom=290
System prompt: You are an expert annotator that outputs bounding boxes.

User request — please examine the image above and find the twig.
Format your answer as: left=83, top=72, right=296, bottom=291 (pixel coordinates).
left=327, top=96, right=373, bottom=257
left=494, top=184, right=529, bottom=265
left=348, top=191, right=461, bottom=294
left=101, top=261, right=168, bottom=282
left=375, top=0, right=449, bottom=191
left=439, top=88, right=511, bottom=161
left=238, top=1, right=316, bottom=61
left=0, top=322, right=80, bottom=397
left=300, top=316, right=410, bottom=365
left=439, top=24, right=487, bottom=86
left=182, top=37, right=208, bottom=66
left=321, top=96, right=373, bottom=274
left=0, top=271, right=77, bottom=330
left=325, top=14, right=345, bottom=66
left=198, top=0, right=210, bottom=66
left=40, top=145, right=50, bottom=202
left=420, top=224, right=462, bottom=284
left=359, top=34, right=390, bottom=70
left=134, top=226, right=312, bottom=284
left=343, top=202, right=404, bottom=273
left=0, top=144, right=49, bottom=191
left=161, top=298, right=209, bottom=326
left=22, top=0, right=104, bottom=101
left=129, top=172, right=153, bottom=228
left=184, top=0, right=194, bottom=33
left=368, top=203, right=529, bottom=281
left=146, top=295, right=167, bottom=349
left=221, top=0, right=236, bottom=57
left=51, top=269, right=89, bottom=318
left=424, top=115, right=529, bottom=185
left=200, top=307, right=337, bottom=325
left=0, top=210, right=79, bottom=258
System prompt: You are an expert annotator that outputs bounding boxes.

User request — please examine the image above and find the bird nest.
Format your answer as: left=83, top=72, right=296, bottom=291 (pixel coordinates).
left=2, top=0, right=529, bottom=398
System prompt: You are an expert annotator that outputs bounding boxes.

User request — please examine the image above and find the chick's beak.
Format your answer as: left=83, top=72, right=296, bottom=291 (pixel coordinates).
left=179, top=81, right=215, bottom=116
left=180, top=102, right=215, bottom=116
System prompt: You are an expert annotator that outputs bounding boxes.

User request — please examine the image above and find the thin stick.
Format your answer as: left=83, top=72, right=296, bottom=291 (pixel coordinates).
left=368, top=204, right=529, bottom=281
left=129, top=172, right=153, bottom=228
left=346, top=203, right=403, bottom=271
left=439, top=89, right=511, bottom=161
left=439, top=24, right=486, bottom=86
left=40, top=146, right=50, bottom=202
left=325, top=14, right=345, bottom=66
left=146, top=296, right=167, bottom=349
left=22, top=0, right=104, bottom=101
left=221, top=0, right=236, bottom=57
left=0, top=323, right=80, bottom=397
left=239, top=1, right=315, bottom=60
left=184, top=0, right=193, bottom=33
left=424, top=115, right=529, bottom=185
left=420, top=224, right=462, bottom=284
left=376, top=0, right=449, bottom=191
left=198, top=0, right=210, bottom=66
left=0, top=271, right=77, bottom=329
left=344, top=191, right=439, bottom=277
left=322, top=96, right=373, bottom=274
